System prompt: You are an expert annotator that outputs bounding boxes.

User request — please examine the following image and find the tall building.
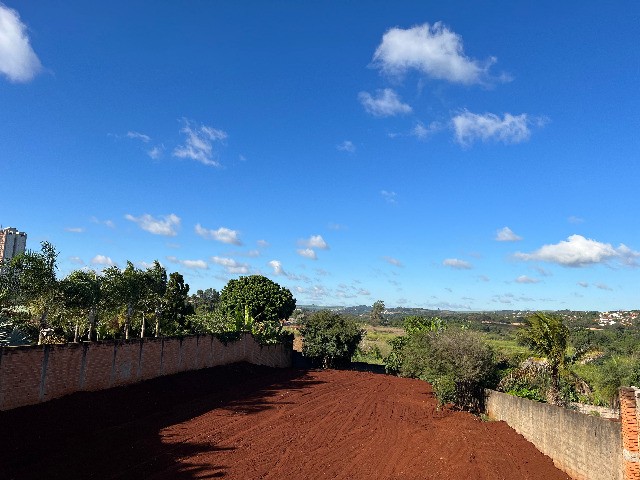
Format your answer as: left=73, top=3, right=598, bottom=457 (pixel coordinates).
left=0, top=227, right=27, bottom=262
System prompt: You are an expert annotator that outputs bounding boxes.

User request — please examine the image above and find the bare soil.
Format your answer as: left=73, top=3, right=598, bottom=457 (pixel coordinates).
left=0, top=363, right=570, bottom=479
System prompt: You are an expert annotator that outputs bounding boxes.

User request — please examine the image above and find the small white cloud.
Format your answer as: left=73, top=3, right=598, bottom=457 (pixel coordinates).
left=443, top=258, right=472, bottom=269
left=381, top=190, right=397, bottom=204
left=594, top=283, right=613, bottom=291
left=411, top=122, right=440, bottom=140
left=166, top=256, right=208, bottom=270
left=358, top=88, right=412, bottom=117
left=452, top=111, right=533, bottom=146
left=495, top=226, right=522, bottom=242
left=328, top=223, right=347, bottom=231
left=0, top=4, right=42, bottom=82
left=297, top=248, right=317, bottom=260
left=65, top=227, right=85, bottom=233
left=195, top=224, right=242, bottom=245
left=515, top=234, right=640, bottom=268
left=211, top=256, right=249, bottom=274
left=147, top=145, right=163, bottom=159
left=337, top=140, right=356, bottom=153
left=173, top=118, right=227, bottom=167
left=69, top=256, right=84, bottom=265
left=91, top=255, right=115, bottom=266
left=299, top=235, right=329, bottom=250
left=577, top=281, right=589, bottom=288
left=515, top=275, right=539, bottom=284
left=125, top=213, right=181, bottom=236
left=384, top=256, right=403, bottom=267
left=257, top=239, right=269, bottom=247
left=568, top=216, right=585, bottom=224
left=477, top=275, right=490, bottom=282
left=372, top=22, right=502, bottom=85
left=268, top=260, right=285, bottom=276
left=126, top=131, right=150, bottom=143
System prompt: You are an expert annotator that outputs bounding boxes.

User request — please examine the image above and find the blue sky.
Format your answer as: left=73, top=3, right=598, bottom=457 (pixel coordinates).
left=2, top=1, right=639, bottom=311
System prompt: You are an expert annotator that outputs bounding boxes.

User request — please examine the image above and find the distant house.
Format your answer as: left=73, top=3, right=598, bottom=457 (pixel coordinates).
left=0, top=227, right=27, bottom=262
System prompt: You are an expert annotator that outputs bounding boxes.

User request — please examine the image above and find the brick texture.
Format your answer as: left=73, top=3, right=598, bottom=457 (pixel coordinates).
left=0, top=334, right=291, bottom=411
left=621, top=387, right=640, bottom=480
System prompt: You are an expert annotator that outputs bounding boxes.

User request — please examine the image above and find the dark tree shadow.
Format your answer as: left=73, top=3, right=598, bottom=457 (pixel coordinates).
left=0, top=363, right=318, bottom=480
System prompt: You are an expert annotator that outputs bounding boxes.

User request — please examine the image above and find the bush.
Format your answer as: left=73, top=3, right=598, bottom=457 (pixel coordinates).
left=300, top=311, right=365, bottom=368
left=396, top=329, right=496, bottom=410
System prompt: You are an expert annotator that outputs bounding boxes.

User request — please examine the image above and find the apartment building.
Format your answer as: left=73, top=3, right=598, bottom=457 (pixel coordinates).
left=0, top=227, right=27, bottom=261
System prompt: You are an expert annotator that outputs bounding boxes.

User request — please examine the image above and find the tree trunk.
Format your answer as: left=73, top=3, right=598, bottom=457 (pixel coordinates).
left=88, top=307, right=96, bottom=341
left=73, top=322, right=79, bottom=343
left=140, top=312, right=145, bottom=338
left=125, top=304, right=132, bottom=340
left=155, top=306, right=162, bottom=337
left=37, top=308, right=49, bottom=345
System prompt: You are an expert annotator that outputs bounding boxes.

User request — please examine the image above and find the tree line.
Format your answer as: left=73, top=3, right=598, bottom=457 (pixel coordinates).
left=0, top=242, right=295, bottom=346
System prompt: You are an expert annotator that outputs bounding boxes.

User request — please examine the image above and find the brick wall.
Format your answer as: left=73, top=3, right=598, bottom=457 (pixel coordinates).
left=485, top=389, right=622, bottom=480
left=620, top=387, right=640, bottom=480
left=0, top=333, right=291, bottom=411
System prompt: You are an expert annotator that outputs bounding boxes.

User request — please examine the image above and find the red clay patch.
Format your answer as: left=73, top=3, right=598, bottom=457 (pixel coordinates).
left=0, top=363, right=570, bottom=479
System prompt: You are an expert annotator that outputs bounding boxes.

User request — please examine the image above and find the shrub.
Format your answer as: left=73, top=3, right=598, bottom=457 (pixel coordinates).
left=300, top=311, right=365, bottom=368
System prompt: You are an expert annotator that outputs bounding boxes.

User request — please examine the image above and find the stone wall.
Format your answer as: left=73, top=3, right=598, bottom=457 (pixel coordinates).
left=0, top=333, right=291, bottom=411
left=485, top=389, right=622, bottom=480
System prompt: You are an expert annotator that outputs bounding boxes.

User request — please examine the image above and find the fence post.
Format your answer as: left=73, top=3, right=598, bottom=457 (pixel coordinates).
left=621, top=387, right=640, bottom=480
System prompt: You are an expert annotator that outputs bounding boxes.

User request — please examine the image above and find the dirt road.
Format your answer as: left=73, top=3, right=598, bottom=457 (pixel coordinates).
left=0, top=363, right=569, bottom=479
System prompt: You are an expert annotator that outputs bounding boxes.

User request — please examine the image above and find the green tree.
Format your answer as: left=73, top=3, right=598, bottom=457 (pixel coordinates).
left=517, top=312, right=569, bottom=404
left=189, top=288, right=220, bottom=314
left=163, top=272, right=192, bottom=335
left=8, top=242, right=60, bottom=344
left=60, top=269, right=102, bottom=341
left=218, top=275, right=295, bottom=332
left=300, top=310, right=365, bottom=368
left=141, top=261, right=167, bottom=337
left=102, top=262, right=147, bottom=340
left=370, top=300, right=385, bottom=326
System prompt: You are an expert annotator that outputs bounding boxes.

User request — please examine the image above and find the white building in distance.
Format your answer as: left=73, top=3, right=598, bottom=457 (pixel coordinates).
left=0, top=227, right=27, bottom=261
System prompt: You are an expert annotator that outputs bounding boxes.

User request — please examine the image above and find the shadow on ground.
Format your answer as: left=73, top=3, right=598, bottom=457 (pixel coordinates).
left=0, top=363, right=317, bottom=480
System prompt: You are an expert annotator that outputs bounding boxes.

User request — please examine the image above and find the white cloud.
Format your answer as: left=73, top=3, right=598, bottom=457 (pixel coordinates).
left=443, top=258, right=472, bottom=269
left=381, top=190, right=397, bottom=204
left=594, top=282, right=613, bottom=291
left=384, top=256, right=403, bottom=267
left=515, top=275, right=539, bottom=284
left=358, top=88, right=412, bottom=117
left=195, top=224, right=242, bottom=245
left=147, top=145, right=163, bottom=159
left=91, top=255, right=115, bottom=266
left=125, top=213, right=181, bottom=236
left=297, top=248, right=317, bottom=260
left=372, top=22, right=501, bottom=85
left=268, top=260, right=285, bottom=276
left=257, top=239, right=269, bottom=247
left=495, top=226, right=522, bottom=242
left=65, top=227, right=85, bottom=233
left=515, top=234, right=640, bottom=267
left=69, top=256, right=84, bottom=265
left=211, top=256, right=249, bottom=274
left=126, top=131, right=150, bottom=142
left=452, top=111, right=532, bottom=146
left=577, top=281, right=589, bottom=288
left=167, top=256, right=208, bottom=270
left=299, top=235, right=329, bottom=250
left=173, top=118, right=227, bottom=167
left=568, top=216, right=584, bottom=224
left=411, top=121, right=440, bottom=140
left=337, top=140, right=356, bottom=153
left=328, top=223, right=347, bottom=231
left=0, top=4, right=42, bottom=82
left=477, top=275, right=490, bottom=282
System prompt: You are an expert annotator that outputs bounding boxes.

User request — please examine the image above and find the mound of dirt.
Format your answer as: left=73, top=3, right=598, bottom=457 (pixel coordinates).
left=0, top=363, right=569, bottom=479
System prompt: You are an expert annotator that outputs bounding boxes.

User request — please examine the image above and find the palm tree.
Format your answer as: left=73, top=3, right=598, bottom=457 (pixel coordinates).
left=517, top=312, right=569, bottom=405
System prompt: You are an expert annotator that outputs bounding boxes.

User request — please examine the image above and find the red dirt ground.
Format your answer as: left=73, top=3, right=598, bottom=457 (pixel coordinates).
left=0, top=363, right=570, bottom=480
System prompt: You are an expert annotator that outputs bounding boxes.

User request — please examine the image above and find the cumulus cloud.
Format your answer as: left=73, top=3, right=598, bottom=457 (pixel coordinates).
left=125, top=213, right=181, bottom=236
left=91, top=255, right=115, bottom=266
left=384, top=256, right=403, bottom=267
left=452, top=111, right=533, bottom=146
left=297, top=248, right=317, bottom=260
left=515, top=275, right=539, bottom=284
left=358, top=88, right=412, bottom=117
left=443, top=258, right=472, bottom=269
left=337, top=140, right=356, bottom=153
left=147, top=145, right=163, bottom=159
left=495, top=226, right=522, bottom=242
left=0, top=4, right=42, bottom=82
left=515, top=234, right=640, bottom=268
left=381, top=190, right=397, bottom=204
left=299, top=235, right=329, bottom=250
left=372, top=22, right=502, bottom=85
left=167, top=256, right=208, bottom=270
left=195, top=224, right=242, bottom=245
left=211, top=256, right=249, bottom=274
left=173, top=118, right=227, bottom=167
left=268, top=260, right=285, bottom=276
